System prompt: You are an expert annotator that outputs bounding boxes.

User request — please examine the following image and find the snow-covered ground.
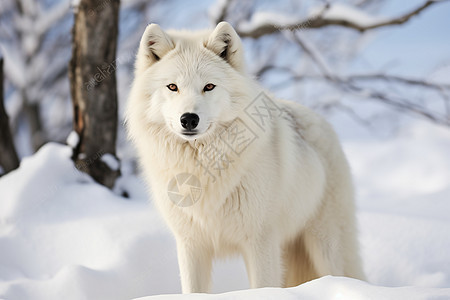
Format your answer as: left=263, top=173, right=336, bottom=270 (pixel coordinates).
left=138, top=276, right=450, bottom=300
left=0, top=120, right=450, bottom=300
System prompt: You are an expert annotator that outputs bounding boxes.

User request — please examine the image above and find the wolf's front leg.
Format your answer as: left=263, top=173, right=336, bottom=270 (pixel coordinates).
left=243, top=236, right=283, bottom=288
left=176, top=237, right=213, bottom=293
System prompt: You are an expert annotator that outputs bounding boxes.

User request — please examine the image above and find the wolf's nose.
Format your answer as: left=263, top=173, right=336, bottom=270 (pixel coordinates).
left=180, top=113, right=199, bottom=131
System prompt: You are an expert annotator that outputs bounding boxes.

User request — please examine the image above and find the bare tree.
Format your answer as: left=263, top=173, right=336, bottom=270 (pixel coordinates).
left=234, top=1, right=438, bottom=38
left=0, top=0, right=71, bottom=151
left=0, top=56, right=20, bottom=175
left=69, top=0, right=121, bottom=189
left=210, top=0, right=450, bottom=127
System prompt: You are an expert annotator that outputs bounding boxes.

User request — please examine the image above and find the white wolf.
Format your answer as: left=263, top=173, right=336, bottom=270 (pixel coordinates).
left=126, top=22, right=365, bottom=293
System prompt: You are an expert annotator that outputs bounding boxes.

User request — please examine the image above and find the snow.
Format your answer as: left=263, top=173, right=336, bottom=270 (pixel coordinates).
left=0, top=120, right=450, bottom=299
left=208, top=0, right=229, bottom=23
left=238, top=3, right=385, bottom=35
left=239, top=12, right=301, bottom=32
left=102, top=153, right=120, bottom=171
left=136, top=276, right=450, bottom=300
left=0, top=143, right=179, bottom=299
left=311, top=3, right=385, bottom=28
left=71, top=0, right=81, bottom=8
left=66, top=131, right=79, bottom=148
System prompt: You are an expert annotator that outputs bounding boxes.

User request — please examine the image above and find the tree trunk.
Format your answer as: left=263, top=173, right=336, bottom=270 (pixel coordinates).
left=0, top=57, right=20, bottom=175
left=69, top=0, right=121, bottom=188
left=24, top=98, right=45, bottom=151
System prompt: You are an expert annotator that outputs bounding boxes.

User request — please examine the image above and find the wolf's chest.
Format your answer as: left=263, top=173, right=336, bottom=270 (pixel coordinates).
left=189, top=188, right=255, bottom=248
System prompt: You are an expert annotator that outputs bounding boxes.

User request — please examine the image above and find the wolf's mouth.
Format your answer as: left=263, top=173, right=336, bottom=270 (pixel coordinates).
left=176, top=124, right=213, bottom=140
left=182, top=131, right=198, bottom=136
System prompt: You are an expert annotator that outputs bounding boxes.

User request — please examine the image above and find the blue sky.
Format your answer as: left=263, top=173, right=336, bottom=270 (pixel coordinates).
left=359, top=0, right=450, bottom=77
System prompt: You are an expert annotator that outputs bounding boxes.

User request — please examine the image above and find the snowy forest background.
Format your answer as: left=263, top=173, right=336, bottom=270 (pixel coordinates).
left=0, top=0, right=450, bottom=299
left=1, top=0, right=449, bottom=164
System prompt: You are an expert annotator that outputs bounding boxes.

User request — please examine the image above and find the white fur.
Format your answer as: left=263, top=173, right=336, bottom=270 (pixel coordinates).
left=126, top=22, right=365, bottom=293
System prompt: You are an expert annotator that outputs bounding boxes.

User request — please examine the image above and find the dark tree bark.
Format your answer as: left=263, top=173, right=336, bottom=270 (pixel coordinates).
left=69, top=0, right=121, bottom=188
left=0, top=57, right=20, bottom=175
left=24, top=99, right=45, bottom=151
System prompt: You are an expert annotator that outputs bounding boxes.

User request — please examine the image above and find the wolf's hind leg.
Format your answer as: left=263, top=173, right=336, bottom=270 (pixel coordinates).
left=282, top=235, right=319, bottom=287
left=302, top=212, right=365, bottom=280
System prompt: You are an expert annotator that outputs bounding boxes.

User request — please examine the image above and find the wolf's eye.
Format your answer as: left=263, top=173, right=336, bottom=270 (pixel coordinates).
left=203, top=83, right=216, bottom=92
left=167, top=84, right=178, bottom=92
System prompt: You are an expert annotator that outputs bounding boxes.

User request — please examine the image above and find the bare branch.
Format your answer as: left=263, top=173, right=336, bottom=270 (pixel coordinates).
left=255, top=64, right=294, bottom=79
left=36, top=1, right=70, bottom=37
left=209, top=0, right=234, bottom=25
left=328, top=101, right=375, bottom=129
left=259, top=64, right=450, bottom=126
left=346, top=73, right=450, bottom=90
left=347, top=84, right=450, bottom=126
left=288, top=32, right=336, bottom=81
left=237, top=0, right=445, bottom=38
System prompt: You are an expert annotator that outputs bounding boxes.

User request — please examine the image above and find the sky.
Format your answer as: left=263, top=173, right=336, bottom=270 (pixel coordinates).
left=357, top=0, right=450, bottom=77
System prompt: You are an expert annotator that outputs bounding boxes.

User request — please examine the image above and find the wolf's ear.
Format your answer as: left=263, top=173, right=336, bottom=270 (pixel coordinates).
left=135, top=24, right=174, bottom=75
left=205, top=22, right=245, bottom=73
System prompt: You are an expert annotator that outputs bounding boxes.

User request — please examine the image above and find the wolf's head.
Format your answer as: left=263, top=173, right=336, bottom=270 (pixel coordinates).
left=131, top=22, right=248, bottom=141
